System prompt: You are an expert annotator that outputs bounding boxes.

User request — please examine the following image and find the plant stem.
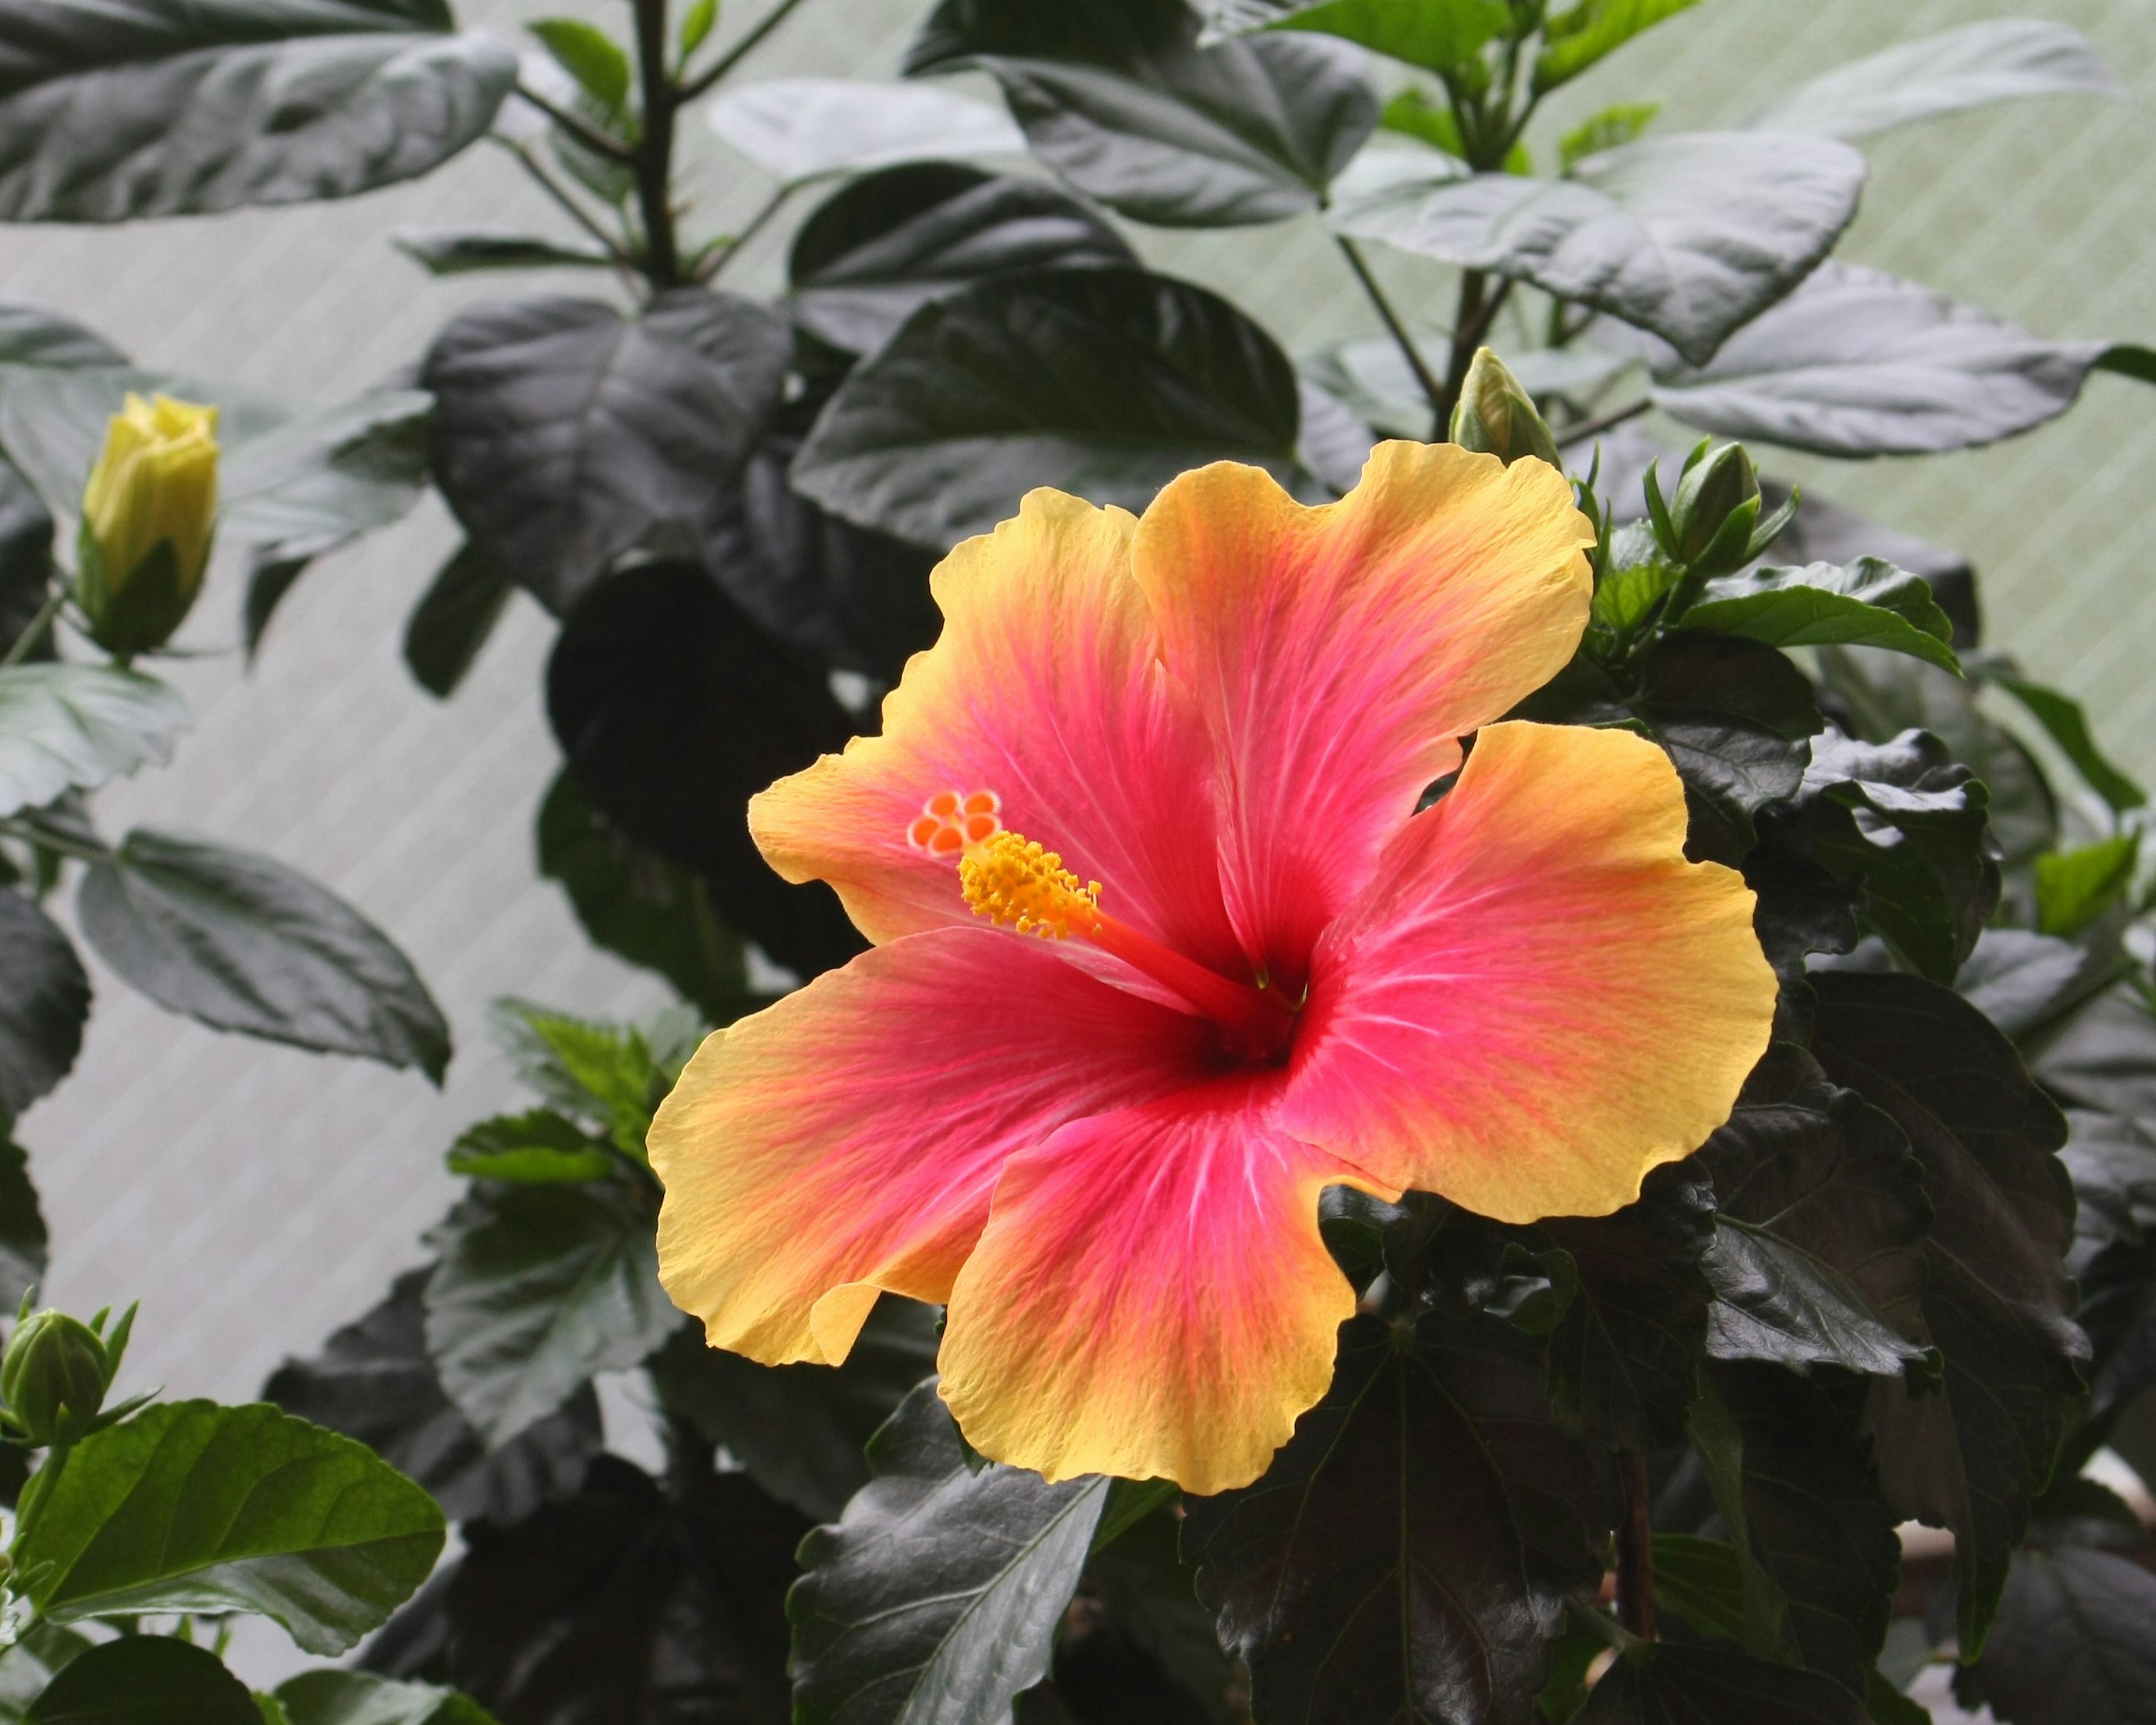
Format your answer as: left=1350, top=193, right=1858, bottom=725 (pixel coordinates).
left=1614, top=1452, right=1659, bottom=1640
left=1437, top=271, right=1514, bottom=427
left=0, top=818, right=109, bottom=866
left=632, top=0, right=682, bottom=288
left=494, top=139, right=637, bottom=266
left=699, top=185, right=792, bottom=282
left=1558, top=395, right=1652, bottom=448
left=0, top=586, right=63, bottom=672
left=1334, top=236, right=1447, bottom=433
left=511, top=83, right=637, bottom=164
left=678, top=0, right=812, bottom=102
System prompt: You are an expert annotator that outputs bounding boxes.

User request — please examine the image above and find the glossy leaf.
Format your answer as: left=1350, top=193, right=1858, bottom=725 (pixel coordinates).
left=787, top=162, right=1135, bottom=357
left=13, top=1399, right=444, bottom=1654
left=907, top=0, right=1377, bottom=227
left=272, top=1672, right=495, bottom=1725
left=0, top=665, right=185, bottom=819
left=791, top=1381, right=1107, bottom=1725
left=0, top=1133, right=46, bottom=1312
left=1752, top=19, right=2116, bottom=140
left=445, top=1110, right=614, bottom=1185
left=1811, top=971, right=2083, bottom=1653
left=422, top=292, right=791, bottom=613
left=1959, top=1531, right=2156, bottom=1725
left=77, top=828, right=450, bottom=1080
left=0, top=1623, right=88, bottom=1721
left=0, top=889, right=90, bottom=1116
left=528, top=19, right=629, bottom=113
left=1648, top=263, right=2124, bottom=455
left=1577, top=1641, right=1869, bottom=1724
left=422, top=1180, right=675, bottom=1448
left=394, top=231, right=613, bottom=276
left=707, top=77, right=1024, bottom=186
left=266, top=1268, right=600, bottom=1527
left=1333, top=132, right=1863, bottom=366
left=2060, top=1109, right=2156, bottom=1272
left=2039, top=985, right=2156, bottom=1126
left=651, top=1295, right=938, bottom=1521
left=1991, top=672, right=2146, bottom=813
left=21, top=1634, right=257, bottom=1725
left=1534, top=0, right=1701, bottom=92
left=0, top=0, right=515, bottom=222
left=2036, top=834, right=2139, bottom=939
left=1251, top=0, right=1511, bottom=75
left=792, top=266, right=1306, bottom=547
left=1958, top=930, right=2104, bottom=1052
left=1678, top=558, right=1959, bottom=673
left=402, top=542, right=514, bottom=700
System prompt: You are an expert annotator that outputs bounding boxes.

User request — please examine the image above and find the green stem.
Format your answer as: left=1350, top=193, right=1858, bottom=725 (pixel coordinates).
left=677, top=0, right=813, bottom=102
left=698, top=185, right=792, bottom=282
left=1558, top=395, right=1651, bottom=447
left=493, top=139, right=637, bottom=266
left=0, top=819, right=110, bottom=866
left=512, top=82, right=637, bottom=163
left=0, top=587, right=63, bottom=672
left=1335, top=236, right=1447, bottom=434
left=632, top=0, right=682, bottom=288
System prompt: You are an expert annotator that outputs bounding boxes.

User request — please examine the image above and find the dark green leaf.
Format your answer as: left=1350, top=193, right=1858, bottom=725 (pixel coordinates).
left=1959, top=1534, right=2156, bottom=1725
left=1679, top=559, right=1959, bottom=673
left=365, top=1456, right=804, bottom=1722
left=1648, top=1534, right=1751, bottom=1644
left=0, top=1131, right=47, bottom=1312
left=794, top=266, right=1305, bottom=546
left=1649, top=263, right=2117, bottom=455
left=787, top=163, right=1135, bottom=357
left=21, top=1635, right=257, bottom=1725
left=402, top=542, right=514, bottom=700
left=1534, top=0, right=1701, bottom=92
left=1696, top=1050, right=1930, bottom=1377
left=272, top=1672, right=495, bottom=1725
left=791, top=1381, right=1107, bottom=1725
left=543, top=561, right=865, bottom=978
left=0, top=1622, right=88, bottom=1721
left=394, top=231, right=613, bottom=276
left=1253, top=0, right=1511, bottom=76
left=652, top=1296, right=938, bottom=1522
left=0, top=459, right=54, bottom=660
left=422, top=1180, right=675, bottom=1448
left=1068, top=1499, right=1232, bottom=1722
left=2039, top=985, right=2156, bottom=1125
left=422, top=292, right=791, bottom=613
left=0, top=305, right=126, bottom=368
left=1577, top=1641, right=1869, bottom=1724
left=528, top=19, right=629, bottom=113
left=907, top=0, right=1377, bottom=227
left=0, top=0, right=515, bottom=221
left=2078, top=1237, right=2156, bottom=1452
left=1187, top=1313, right=1614, bottom=1725
left=0, top=889, right=89, bottom=1116
left=1957, top=929, right=2099, bottom=1048
left=0, top=666, right=186, bottom=818
left=1751, top=19, right=2116, bottom=140
left=77, top=828, right=451, bottom=1081
left=1811, top=971, right=2083, bottom=1653
left=1991, top=674, right=2146, bottom=814
left=2036, top=835, right=2139, bottom=939
left=2060, top=1110, right=2156, bottom=1270
left=707, top=77, right=1023, bottom=186
left=265, top=1268, right=599, bottom=1527
left=13, top=1399, right=444, bottom=1654
left=446, top=1110, right=614, bottom=1184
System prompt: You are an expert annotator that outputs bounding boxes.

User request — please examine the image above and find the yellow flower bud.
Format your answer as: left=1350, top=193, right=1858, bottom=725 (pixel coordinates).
left=77, top=392, right=219, bottom=656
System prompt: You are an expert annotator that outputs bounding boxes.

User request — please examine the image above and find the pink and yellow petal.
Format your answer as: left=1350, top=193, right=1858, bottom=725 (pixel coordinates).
left=938, top=1079, right=1392, bottom=1494
left=748, top=489, right=1244, bottom=978
left=1130, top=444, right=1595, bottom=982
left=648, top=926, right=1216, bottom=1367
left=1283, top=721, right=1776, bottom=1224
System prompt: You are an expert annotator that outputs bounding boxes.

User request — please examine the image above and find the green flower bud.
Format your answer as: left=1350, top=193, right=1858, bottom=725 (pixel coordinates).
left=1449, top=348, right=1562, bottom=470
left=1666, top=440, right=1761, bottom=576
left=2, top=1310, right=111, bottom=1446
left=76, top=392, right=219, bottom=658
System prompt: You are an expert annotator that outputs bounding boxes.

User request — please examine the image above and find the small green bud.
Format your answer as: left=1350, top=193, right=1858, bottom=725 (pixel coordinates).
left=1666, top=441, right=1761, bottom=576
left=2, top=1311, right=111, bottom=1446
left=1449, top=348, right=1561, bottom=470
left=76, top=392, right=219, bottom=658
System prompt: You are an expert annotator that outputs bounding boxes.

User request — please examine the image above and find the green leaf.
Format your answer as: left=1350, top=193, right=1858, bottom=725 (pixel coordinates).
left=487, top=998, right=669, bottom=1137
left=787, top=162, right=1135, bottom=357
left=1991, top=673, right=2146, bottom=814
left=1535, top=0, right=1701, bottom=92
left=527, top=19, right=630, bottom=113
left=1751, top=19, right=2116, bottom=140
left=677, top=0, right=716, bottom=61
left=0, top=0, right=515, bottom=222
left=793, top=266, right=1307, bottom=548
left=13, top=1400, right=444, bottom=1654
left=0, top=305, right=126, bottom=369
left=1075, top=1498, right=1235, bottom=1720
left=445, top=1110, right=614, bottom=1185
left=652, top=1296, right=937, bottom=1522
left=2038, top=984, right=2156, bottom=1125
left=1679, top=558, right=1960, bottom=673
left=2036, top=835, right=2140, bottom=939
left=76, top=829, right=451, bottom=1081
left=707, top=77, right=1023, bottom=187
left=1577, top=1641, right=1869, bottom=1724
left=263, top=1268, right=600, bottom=1526
left=1811, top=971, right=2083, bottom=1654
left=0, top=889, right=89, bottom=1116
left=1959, top=1533, right=2156, bottom=1725
left=1648, top=1533, right=1752, bottom=1644
left=422, top=1181, right=675, bottom=1447
left=422, top=292, right=790, bottom=614
left=1696, top=1049, right=1931, bottom=1378
left=0, top=1131, right=47, bottom=1312
left=270, top=1672, right=495, bottom=1725
left=1333, top=132, right=1863, bottom=366
left=393, top=231, right=612, bottom=276
left=2060, top=1108, right=2156, bottom=1271
left=1187, top=1312, right=1613, bottom=1725
left=1650, top=263, right=2119, bottom=456
left=1561, top=102, right=1660, bottom=171
left=0, top=666, right=186, bottom=819
left=401, top=542, right=513, bottom=700
left=906, top=0, right=1377, bottom=226
left=21, top=1635, right=257, bottom=1725
left=791, top=1381, right=1108, bottom=1725
left=1255, top=0, right=1511, bottom=76
left=0, top=1622, right=88, bottom=1721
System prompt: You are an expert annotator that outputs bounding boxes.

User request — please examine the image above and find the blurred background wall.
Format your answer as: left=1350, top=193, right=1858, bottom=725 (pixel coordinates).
left=0, top=0, right=2148, bottom=1507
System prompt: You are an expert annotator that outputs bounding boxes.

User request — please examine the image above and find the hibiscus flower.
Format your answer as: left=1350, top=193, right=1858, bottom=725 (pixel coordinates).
left=649, top=444, right=1776, bottom=1493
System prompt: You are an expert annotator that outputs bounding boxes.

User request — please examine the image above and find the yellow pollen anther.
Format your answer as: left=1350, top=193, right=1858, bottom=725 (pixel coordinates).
left=959, top=830, right=1102, bottom=940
